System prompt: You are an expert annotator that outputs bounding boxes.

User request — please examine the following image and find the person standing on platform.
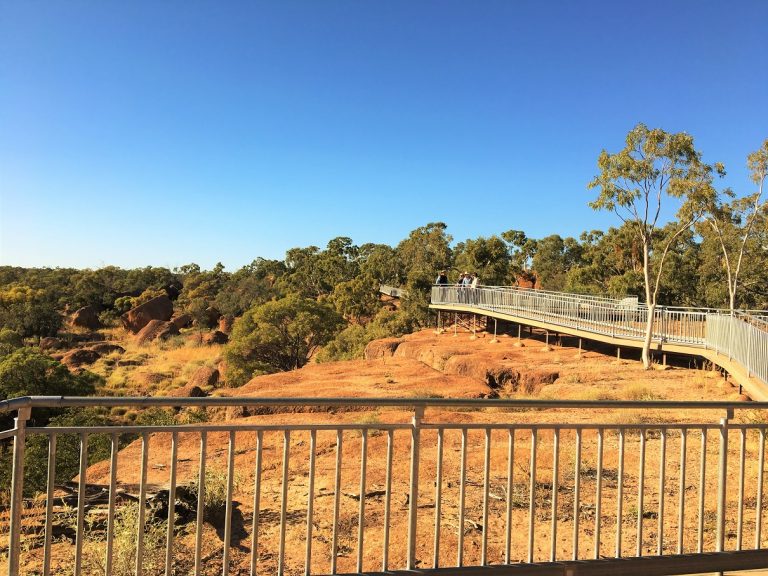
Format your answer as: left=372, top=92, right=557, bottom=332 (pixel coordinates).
left=470, top=273, right=479, bottom=304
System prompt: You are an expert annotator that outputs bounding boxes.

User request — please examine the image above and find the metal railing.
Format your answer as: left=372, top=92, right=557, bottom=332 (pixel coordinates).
left=379, top=284, right=408, bottom=299
left=2, top=397, right=768, bottom=575
left=432, top=285, right=768, bottom=386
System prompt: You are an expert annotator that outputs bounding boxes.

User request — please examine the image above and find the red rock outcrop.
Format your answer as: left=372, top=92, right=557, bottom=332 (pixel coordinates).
left=71, top=305, right=102, bottom=330
left=135, top=319, right=180, bottom=345
left=121, top=296, right=174, bottom=333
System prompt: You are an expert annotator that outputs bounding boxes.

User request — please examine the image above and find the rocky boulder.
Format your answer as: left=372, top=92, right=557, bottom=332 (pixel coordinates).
left=61, top=348, right=101, bottom=367
left=203, top=306, right=222, bottom=328
left=39, top=337, right=64, bottom=351
left=121, top=296, right=174, bottom=333
left=170, top=313, right=193, bottom=330
left=188, top=365, right=220, bottom=388
left=87, top=342, right=125, bottom=355
left=203, top=330, right=228, bottom=345
left=519, top=370, right=560, bottom=394
left=167, top=384, right=207, bottom=398
left=70, top=305, right=102, bottom=330
left=135, top=320, right=180, bottom=345
left=364, top=338, right=403, bottom=360
left=218, top=315, right=234, bottom=334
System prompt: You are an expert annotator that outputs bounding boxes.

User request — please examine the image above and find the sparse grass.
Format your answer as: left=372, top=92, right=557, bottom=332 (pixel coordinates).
left=188, top=468, right=241, bottom=522
left=622, top=384, right=665, bottom=401
left=409, top=390, right=445, bottom=399
left=83, top=503, right=167, bottom=576
left=357, top=411, right=382, bottom=427
left=156, top=335, right=186, bottom=350
left=558, top=373, right=584, bottom=384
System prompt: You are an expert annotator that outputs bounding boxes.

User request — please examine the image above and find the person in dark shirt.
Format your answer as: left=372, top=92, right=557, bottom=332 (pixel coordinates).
left=435, top=270, right=448, bottom=285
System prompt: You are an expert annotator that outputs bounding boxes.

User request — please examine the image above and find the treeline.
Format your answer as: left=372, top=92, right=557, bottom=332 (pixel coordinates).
left=1, top=217, right=767, bottom=352
left=3, top=215, right=768, bottom=334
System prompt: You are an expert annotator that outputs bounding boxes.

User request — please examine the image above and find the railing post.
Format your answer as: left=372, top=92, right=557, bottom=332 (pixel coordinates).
left=716, top=410, right=732, bottom=554
left=728, top=312, right=733, bottom=360
left=407, top=404, right=424, bottom=570
left=8, top=405, right=31, bottom=576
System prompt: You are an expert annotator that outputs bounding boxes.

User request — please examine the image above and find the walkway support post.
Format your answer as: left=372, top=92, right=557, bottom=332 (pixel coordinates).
left=407, top=405, right=424, bottom=570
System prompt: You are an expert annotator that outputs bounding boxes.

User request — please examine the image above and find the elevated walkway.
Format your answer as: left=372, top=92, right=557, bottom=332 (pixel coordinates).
left=430, top=285, right=768, bottom=401
left=380, top=283, right=408, bottom=298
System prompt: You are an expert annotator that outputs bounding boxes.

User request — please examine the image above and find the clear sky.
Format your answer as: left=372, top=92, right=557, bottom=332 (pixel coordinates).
left=1, top=1, right=766, bottom=271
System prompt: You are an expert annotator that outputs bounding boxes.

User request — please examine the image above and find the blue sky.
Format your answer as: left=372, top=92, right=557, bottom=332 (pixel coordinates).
left=1, top=1, right=766, bottom=270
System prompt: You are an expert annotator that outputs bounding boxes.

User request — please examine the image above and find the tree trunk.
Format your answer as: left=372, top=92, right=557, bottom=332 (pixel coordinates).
left=642, top=237, right=654, bottom=369
left=642, top=302, right=656, bottom=369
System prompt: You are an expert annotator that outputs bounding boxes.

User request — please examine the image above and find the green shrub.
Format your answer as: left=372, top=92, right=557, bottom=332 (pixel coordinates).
left=84, top=502, right=167, bottom=576
left=188, top=468, right=240, bottom=523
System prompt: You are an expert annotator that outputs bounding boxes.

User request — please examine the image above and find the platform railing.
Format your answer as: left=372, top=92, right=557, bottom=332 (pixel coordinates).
left=2, top=397, right=768, bottom=575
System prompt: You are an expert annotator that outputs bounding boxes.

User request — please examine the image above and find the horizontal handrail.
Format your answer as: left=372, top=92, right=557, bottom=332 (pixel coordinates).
left=2, top=395, right=768, bottom=412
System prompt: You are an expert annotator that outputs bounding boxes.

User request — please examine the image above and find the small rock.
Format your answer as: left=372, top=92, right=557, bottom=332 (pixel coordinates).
left=364, top=338, right=403, bottom=359
left=135, top=320, right=180, bottom=345
left=87, top=342, right=125, bottom=355
left=170, top=313, right=193, bottom=330
left=167, top=384, right=207, bottom=398
left=189, top=366, right=219, bottom=388
left=61, top=348, right=102, bottom=367
left=203, top=330, right=228, bottom=345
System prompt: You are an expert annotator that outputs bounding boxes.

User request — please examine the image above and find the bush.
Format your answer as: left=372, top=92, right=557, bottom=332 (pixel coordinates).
left=0, top=349, right=100, bottom=427
left=316, top=324, right=369, bottom=362
left=84, top=502, right=167, bottom=575
left=0, top=285, right=62, bottom=338
left=135, top=407, right=176, bottom=426
left=188, top=467, right=240, bottom=524
left=225, top=295, right=343, bottom=385
left=0, top=328, right=22, bottom=349
left=2, top=408, right=115, bottom=497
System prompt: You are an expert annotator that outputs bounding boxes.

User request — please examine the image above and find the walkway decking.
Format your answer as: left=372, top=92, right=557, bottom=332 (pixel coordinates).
left=430, top=285, right=768, bottom=401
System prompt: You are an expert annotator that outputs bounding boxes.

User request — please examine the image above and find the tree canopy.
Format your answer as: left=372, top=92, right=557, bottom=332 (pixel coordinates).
left=225, top=295, right=344, bottom=385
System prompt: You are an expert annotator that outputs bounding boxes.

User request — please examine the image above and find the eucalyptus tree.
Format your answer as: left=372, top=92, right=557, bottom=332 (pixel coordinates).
left=501, top=230, right=537, bottom=284
left=699, top=139, right=768, bottom=312
left=396, top=222, right=453, bottom=291
left=358, top=243, right=402, bottom=286
left=588, top=123, right=722, bottom=368
left=453, top=235, right=510, bottom=286
left=225, top=294, right=343, bottom=384
left=532, top=234, right=582, bottom=291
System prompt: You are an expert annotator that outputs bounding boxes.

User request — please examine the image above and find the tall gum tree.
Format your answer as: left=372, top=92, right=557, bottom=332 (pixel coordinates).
left=588, top=124, right=722, bottom=368
left=700, top=139, right=768, bottom=312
